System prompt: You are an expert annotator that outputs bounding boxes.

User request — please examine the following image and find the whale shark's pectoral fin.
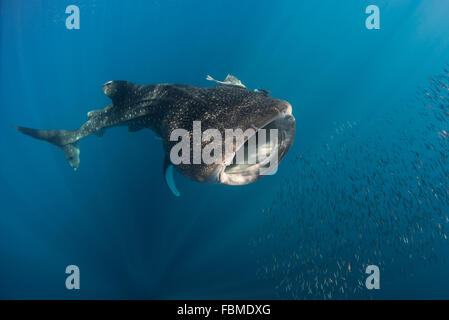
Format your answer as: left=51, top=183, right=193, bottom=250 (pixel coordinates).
left=164, top=156, right=180, bottom=197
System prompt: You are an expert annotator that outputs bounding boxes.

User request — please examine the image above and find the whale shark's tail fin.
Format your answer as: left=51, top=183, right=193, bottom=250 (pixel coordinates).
left=14, top=126, right=81, bottom=170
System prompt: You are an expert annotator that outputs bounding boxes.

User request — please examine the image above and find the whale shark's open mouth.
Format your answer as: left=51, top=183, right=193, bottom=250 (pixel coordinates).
left=220, top=113, right=295, bottom=185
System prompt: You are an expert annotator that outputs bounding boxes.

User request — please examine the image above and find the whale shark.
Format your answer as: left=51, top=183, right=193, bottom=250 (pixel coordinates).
left=15, top=75, right=295, bottom=196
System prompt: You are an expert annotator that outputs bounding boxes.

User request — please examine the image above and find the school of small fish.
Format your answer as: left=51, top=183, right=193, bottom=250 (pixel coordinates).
left=253, top=66, right=449, bottom=299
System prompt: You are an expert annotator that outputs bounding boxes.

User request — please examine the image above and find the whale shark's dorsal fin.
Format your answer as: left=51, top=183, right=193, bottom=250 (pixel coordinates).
left=102, top=80, right=135, bottom=104
left=164, top=156, right=180, bottom=197
left=206, top=74, right=246, bottom=88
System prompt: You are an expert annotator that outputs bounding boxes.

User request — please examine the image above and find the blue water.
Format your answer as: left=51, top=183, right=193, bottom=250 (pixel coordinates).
left=2, top=0, right=449, bottom=299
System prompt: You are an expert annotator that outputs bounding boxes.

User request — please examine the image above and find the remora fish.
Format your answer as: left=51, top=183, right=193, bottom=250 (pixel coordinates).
left=15, top=75, right=295, bottom=196
left=206, top=73, right=246, bottom=88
